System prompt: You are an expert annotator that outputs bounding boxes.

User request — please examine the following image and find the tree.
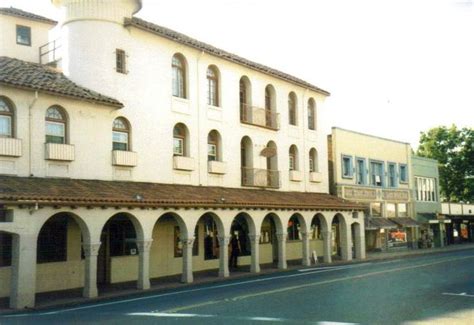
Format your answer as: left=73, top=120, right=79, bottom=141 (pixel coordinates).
left=417, top=125, right=474, bottom=202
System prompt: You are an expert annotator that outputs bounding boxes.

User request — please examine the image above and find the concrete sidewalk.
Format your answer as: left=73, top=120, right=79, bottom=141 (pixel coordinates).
left=1, top=242, right=473, bottom=314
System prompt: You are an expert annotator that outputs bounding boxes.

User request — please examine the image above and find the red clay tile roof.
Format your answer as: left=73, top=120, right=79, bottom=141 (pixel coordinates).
left=125, top=17, right=330, bottom=97
left=0, top=176, right=363, bottom=210
left=0, top=57, right=123, bottom=108
left=0, top=7, right=57, bottom=25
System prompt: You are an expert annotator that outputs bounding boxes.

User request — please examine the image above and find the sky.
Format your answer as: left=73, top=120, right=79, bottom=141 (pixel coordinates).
left=1, top=0, right=473, bottom=148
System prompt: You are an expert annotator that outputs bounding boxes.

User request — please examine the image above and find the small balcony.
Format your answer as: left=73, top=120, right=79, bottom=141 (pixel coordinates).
left=45, top=143, right=75, bottom=161
left=173, top=156, right=195, bottom=171
left=208, top=160, right=227, bottom=174
left=112, top=150, right=138, bottom=167
left=240, top=104, right=279, bottom=130
left=0, top=138, right=22, bottom=157
left=241, top=167, right=280, bottom=188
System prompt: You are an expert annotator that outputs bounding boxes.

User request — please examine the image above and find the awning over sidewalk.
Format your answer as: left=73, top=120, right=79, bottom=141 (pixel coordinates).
left=389, top=217, right=421, bottom=227
left=365, top=217, right=398, bottom=230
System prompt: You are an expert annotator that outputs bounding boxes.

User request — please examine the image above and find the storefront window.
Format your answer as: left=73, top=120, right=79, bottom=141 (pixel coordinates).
left=231, top=216, right=251, bottom=256
left=174, top=226, right=199, bottom=257
left=310, top=219, right=322, bottom=240
left=260, top=218, right=274, bottom=244
left=387, top=203, right=396, bottom=218
left=371, top=202, right=382, bottom=217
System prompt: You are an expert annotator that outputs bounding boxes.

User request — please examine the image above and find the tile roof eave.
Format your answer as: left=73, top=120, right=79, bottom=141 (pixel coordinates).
left=0, top=81, right=124, bottom=109
left=0, top=8, right=57, bottom=25
left=1, top=197, right=364, bottom=211
left=124, top=18, right=331, bottom=97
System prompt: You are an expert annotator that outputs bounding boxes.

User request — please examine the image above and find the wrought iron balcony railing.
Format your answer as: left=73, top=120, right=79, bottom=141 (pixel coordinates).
left=240, top=103, right=279, bottom=130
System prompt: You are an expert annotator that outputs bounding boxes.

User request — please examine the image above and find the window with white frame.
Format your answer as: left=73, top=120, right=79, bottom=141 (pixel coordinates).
left=415, top=177, right=437, bottom=202
left=307, top=99, right=316, bottom=130
left=398, top=203, right=408, bottom=217
left=370, top=202, right=382, bottom=217
left=112, top=117, right=130, bottom=151
left=387, top=203, right=396, bottom=218
left=288, top=92, right=297, bottom=126
left=342, top=155, right=353, bottom=178
left=45, top=106, right=67, bottom=144
left=0, top=98, right=14, bottom=138
left=370, top=160, right=384, bottom=187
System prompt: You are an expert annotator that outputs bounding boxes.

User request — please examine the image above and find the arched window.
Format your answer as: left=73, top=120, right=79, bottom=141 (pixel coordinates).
left=239, top=76, right=251, bottom=122
left=309, top=148, right=318, bottom=172
left=172, top=54, right=186, bottom=98
left=207, top=66, right=219, bottom=106
left=45, top=106, right=67, bottom=144
left=112, top=117, right=130, bottom=151
left=0, top=97, right=14, bottom=138
left=173, top=123, right=188, bottom=156
left=308, top=98, right=316, bottom=130
left=289, top=145, right=298, bottom=171
left=288, top=92, right=297, bottom=126
left=265, top=85, right=276, bottom=128
left=207, top=130, right=221, bottom=161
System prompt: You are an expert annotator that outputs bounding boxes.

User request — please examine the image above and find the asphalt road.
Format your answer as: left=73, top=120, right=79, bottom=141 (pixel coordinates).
left=1, top=250, right=474, bottom=325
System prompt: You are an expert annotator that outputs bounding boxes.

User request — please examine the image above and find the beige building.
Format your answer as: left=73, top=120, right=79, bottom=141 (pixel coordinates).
left=328, top=127, right=419, bottom=252
left=0, top=3, right=366, bottom=309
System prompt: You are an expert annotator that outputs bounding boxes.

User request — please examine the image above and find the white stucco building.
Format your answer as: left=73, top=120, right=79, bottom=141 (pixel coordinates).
left=0, top=1, right=365, bottom=309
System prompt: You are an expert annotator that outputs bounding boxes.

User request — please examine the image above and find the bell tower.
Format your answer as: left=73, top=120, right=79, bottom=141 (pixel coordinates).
left=51, top=0, right=142, bottom=97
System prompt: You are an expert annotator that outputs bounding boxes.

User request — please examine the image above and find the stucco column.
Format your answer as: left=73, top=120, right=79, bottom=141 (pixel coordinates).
left=354, top=230, right=366, bottom=260
left=136, top=240, right=153, bottom=290
left=82, top=242, right=101, bottom=298
left=181, top=237, right=195, bottom=283
left=301, top=231, right=311, bottom=266
left=340, top=224, right=352, bottom=261
left=322, top=231, right=332, bottom=263
left=249, top=234, right=261, bottom=273
left=218, top=236, right=230, bottom=277
left=10, top=233, right=37, bottom=309
left=276, top=232, right=287, bottom=269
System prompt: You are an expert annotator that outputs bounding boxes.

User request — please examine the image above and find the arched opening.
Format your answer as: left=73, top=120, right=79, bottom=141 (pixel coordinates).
left=0, top=231, right=13, bottom=305
left=289, top=145, right=299, bottom=171
left=309, top=214, right=327, bottom=262
left=172, top=53, right=187, bottom=99
left=112, top=117, right=131, bottom=151
left=229, top=213, right=253, bottom=271
left=241, top=136, right=254, bottom=186
left=239, top=76, right=252, bottom=122
left=207, top=65, right=220, bottom=107
left=0, top=96, right=15, bottom=138
left=45, top=105, right=68, bottom=144
left=260, top=213, right=283, bottom=268
left=36, top=213, right=90, bottom=297
left=265, top=84, right=277, bottom=128
left=150, top=213, right=191, bottom=284
left=265, top=141, right=279, bottom=188
left=331, top=214, right=342, bottom=257
left=97, top=213, right=140, bottom=287
left=307, top=98, right=316, bottom=130
left=207, top=130, right=222, bottom=162
left=288, top=92, right=297, bottom=126
left=287, top=213, right=308, bottom=265
left=173, top=123, right=190, bottom=157
left=309, top=148, right=318, bottom=173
